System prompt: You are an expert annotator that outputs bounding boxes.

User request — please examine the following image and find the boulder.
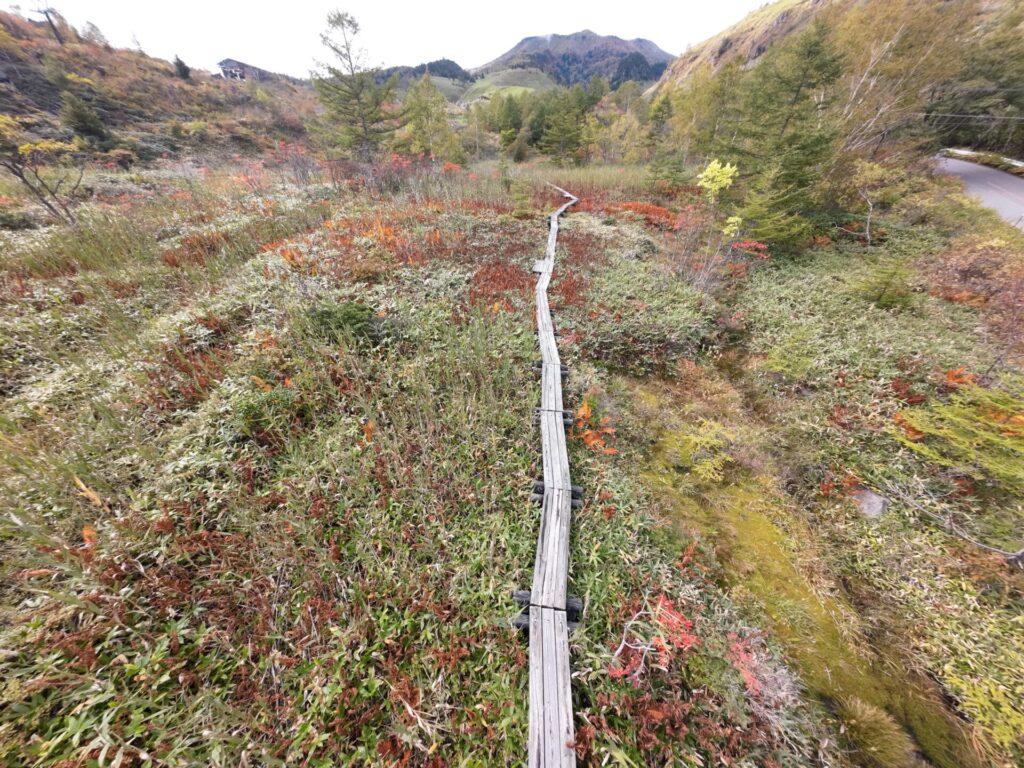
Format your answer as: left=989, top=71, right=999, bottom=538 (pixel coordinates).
left=854, top=489, right=888, bottom=519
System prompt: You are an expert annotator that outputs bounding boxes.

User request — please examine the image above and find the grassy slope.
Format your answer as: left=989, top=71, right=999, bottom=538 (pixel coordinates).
left=460, top=68, right=560, bottom=102
left=0, top=11, right=314, bottom=157
left=0, top=166, right=830, bottom=765
left=730, top=229, right=1024, bottom=761
left=655, top=0, right=1014, bottom=92
left=392, top=75, right=469, bottom=103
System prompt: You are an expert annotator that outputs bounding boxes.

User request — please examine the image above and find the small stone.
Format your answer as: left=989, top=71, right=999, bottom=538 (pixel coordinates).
left=855, top=490, right=888, bottom=519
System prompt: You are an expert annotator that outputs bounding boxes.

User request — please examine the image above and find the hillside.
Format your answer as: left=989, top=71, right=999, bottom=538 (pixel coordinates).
left=476, top=30, right=673, bottom=86
left=658, top=0, right=828, bottom=86
left=658, top=0, right=1014, bottom=90
left=0, top=11, right=314, bottom=158
left=380, top=58, right=476, bottom=101
left=380, top=58, right=474, bottom=85
left=460, top=67, right=560, bottom=102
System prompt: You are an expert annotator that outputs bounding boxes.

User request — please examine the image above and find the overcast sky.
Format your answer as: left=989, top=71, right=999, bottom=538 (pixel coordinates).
left=7, top=1, right=770, bottom=77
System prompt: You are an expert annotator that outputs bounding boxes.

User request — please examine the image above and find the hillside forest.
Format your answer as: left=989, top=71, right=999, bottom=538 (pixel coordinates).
left=1, top=1, right=1023, bottom=767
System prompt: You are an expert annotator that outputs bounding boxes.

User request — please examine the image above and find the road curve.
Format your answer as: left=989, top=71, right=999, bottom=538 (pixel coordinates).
left=937, top=156, right=1024, bottom=230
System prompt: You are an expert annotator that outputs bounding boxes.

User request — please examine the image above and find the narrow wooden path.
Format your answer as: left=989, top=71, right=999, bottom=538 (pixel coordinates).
left=527, top=185, right=578, bottom=767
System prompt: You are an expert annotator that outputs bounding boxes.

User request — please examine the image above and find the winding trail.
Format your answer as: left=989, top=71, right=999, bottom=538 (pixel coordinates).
left=527, top=185, right=578, bottom=768
left=937, top=156, right=1024, bottom=229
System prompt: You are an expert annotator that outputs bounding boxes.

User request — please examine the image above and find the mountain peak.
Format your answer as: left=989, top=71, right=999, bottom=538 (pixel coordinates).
left=475, top=30, right=673, bottom=86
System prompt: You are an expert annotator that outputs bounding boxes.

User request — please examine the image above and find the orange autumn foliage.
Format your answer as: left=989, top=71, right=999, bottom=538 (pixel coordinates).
left=945, top=367, right=977, bottom=387
left=575, top=398, right=618, bottom=454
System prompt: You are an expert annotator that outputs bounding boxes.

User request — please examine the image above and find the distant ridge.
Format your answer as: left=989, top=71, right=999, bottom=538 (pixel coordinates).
left=474, top=30, right=674, bottom=86
left=378, top=58, right=475, bottom=84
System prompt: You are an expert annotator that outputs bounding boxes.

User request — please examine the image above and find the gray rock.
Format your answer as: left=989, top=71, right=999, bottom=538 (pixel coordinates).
left=854, top=489, right=888, bottom=519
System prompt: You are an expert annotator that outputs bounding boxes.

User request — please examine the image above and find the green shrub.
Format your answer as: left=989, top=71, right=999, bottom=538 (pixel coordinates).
left=59, top=91, right=107, bottom=140
left=300, top=300, right=375, bottom=345
left=837, top=696, right=918, bottom=768
left=173, top=55, right=191, bottom=81
left=234, top=385, right=308, bottom=440
left=41, top=53, right=68, bottom=88
left=0, top=208, right=35, bottom=230
left=510, top=180, right=533, bottom=219
left=894, top=377, right=1024, bottom=496
left=851, top=262, right=917, bottom=311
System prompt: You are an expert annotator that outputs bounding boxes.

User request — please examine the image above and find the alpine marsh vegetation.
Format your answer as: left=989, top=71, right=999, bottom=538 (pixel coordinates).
left=2, top=1, right=1024, bottom=766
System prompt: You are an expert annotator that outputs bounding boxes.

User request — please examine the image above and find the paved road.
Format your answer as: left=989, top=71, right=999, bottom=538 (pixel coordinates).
left=937, top=156, right=1024, bottom=230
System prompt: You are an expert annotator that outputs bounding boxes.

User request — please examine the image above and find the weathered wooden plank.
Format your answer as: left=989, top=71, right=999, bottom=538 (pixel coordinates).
left=539, top=410, right=571, bottom=492
left=531, top=487, right=572, bottom=609
left=538, top=328, right=560, bottom=367
left=542, top=608, right=559, bottom=767
left=529, top=606, right=575, bottom=767
left=540, top=364, right=564, bottom=414
left=529, top=606, right=546, bottom=767
left=553, top=609, right=573, bottom=761
left=536, top=291, right=554, bottom=332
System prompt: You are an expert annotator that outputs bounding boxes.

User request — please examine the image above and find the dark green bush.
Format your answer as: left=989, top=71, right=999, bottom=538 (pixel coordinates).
left=301, top=300, right=376, bottom=345
left=0, top=208, right=36, bottom=231
left=851, top=262, right=917, bottom=311
left=235, top=386, right=308, bottom=441
left=173, top=56, right=191, bottom=81
left=60, top=91, right=107, bottom=139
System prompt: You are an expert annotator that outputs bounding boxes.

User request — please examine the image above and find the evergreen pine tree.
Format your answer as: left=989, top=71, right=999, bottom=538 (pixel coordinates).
left=312, top=12, right=398, bottom=162
left=737, top=166, right=811, bottom=248
left=728, top=21, right=843, bottom=195
left=727, top=22, right=843, bottom=244
left=173, top=56, right=191, bottom=80
left=498, top=95, right=522, bottom=133
left=539, top=102, right=582, bottom=166
left=508, top=128, right=530, bottom=163
left=646, top=95, right=673, bottom=150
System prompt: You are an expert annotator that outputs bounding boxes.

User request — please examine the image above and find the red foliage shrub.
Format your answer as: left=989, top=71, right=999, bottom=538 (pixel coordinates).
left=607, top=594, right=699, bottom=687
left=143, top=309, right=248, bottom=412
left=0, top=273, right=32, bottom=303
left=468, top=262, right=532, bottom=305
left=449, top=198, right=513, bottom=215
left=146, top=343, right=231, bottom=411
left=551, top=272, right=588, bottom=308
left=612, top=201, right=678, bottom=230
left=925, top=238, right=1024, bottom=354
left=162, top=231, right=232, bottom=268
left=104, top=278, right=139, bottom=298
left=558, top=230, right=608, bottom=268
left=727, top=633, right=761, bottom=698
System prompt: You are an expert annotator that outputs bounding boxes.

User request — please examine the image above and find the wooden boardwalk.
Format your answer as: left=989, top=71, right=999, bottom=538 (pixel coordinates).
left=527, top=185, right=578, bottom=768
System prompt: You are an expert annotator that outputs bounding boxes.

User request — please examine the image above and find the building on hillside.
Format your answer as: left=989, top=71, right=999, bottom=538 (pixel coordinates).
left=215, top=59, right=309, bottom=86
left=217, top=58, right=265, bottom=81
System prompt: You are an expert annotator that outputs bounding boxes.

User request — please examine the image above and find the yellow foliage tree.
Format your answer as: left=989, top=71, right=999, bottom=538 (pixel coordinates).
left=0, top=115, right=82, bottom=223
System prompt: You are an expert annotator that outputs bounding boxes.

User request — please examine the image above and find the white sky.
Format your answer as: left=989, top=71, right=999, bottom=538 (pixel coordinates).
left=6, top=1, right=770, bottom=78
